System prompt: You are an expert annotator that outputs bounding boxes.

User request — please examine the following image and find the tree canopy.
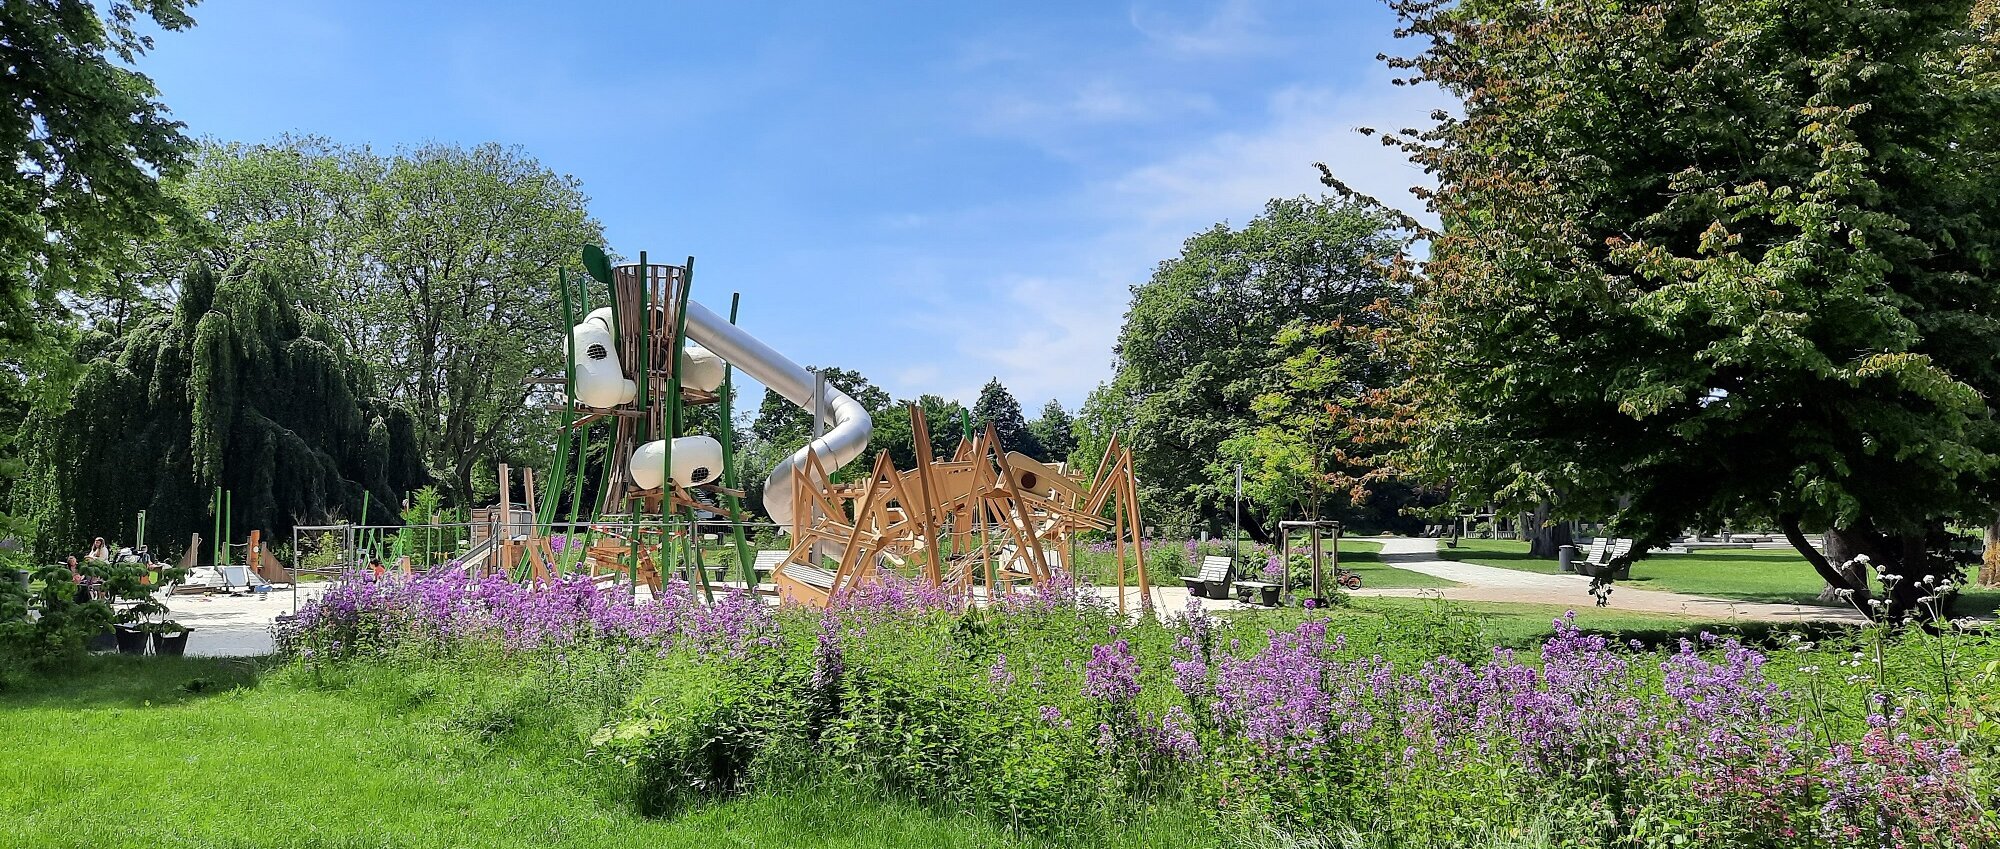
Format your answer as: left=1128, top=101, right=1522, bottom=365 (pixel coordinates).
left=15, top=265, right=427, bottom=559
left=0, top=0, right=196, bottom=341
left=1028, top=400, right=1077, bottom=465
left=1090, top=196, right=1410, bottom=535
left=107, top=138, right=605, bottom=506
left=972, top=378, right=1041, bottom=459
left=1382, top=0, right=2000, bottom=619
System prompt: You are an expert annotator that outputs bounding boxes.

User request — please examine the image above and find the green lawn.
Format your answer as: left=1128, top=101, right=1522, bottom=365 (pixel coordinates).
left=1334, top=540, right=1459, bottom=589
left=1073, top=537, right=1455, bottom=590
left=1440, top=538, right=2000, bottom=617
left=1220, top=596, right=1815, bottom=655
left=0, top=656, right=1203, bottom=849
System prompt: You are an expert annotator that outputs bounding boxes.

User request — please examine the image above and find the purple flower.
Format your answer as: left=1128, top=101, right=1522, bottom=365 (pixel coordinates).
left=1083, top=639, right=1141, bottom=703
left=989, top=653, right=1016, bottom=688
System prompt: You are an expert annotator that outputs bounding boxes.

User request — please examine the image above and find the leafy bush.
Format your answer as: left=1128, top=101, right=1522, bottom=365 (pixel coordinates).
left=281, top=569, right=2000, bottom=847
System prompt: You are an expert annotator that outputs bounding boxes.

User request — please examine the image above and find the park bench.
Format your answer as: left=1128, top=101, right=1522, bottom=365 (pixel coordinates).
left=1571, top=538, right=1632, bottom=580
left=1181, top=555, right=1234, bottom=600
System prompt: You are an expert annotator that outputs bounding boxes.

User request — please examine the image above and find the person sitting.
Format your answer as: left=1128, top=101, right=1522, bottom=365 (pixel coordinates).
left=66, top=555, right=90, bottom=603
left=85, top=537, right=110, bottom=562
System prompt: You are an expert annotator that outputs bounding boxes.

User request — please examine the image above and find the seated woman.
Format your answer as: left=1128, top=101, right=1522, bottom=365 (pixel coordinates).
left=85, top=537, right=110, bottom=562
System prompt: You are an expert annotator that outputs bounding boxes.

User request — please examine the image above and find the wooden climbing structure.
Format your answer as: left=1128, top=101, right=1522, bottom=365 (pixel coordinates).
left=770, top=405, right=1152, bottom=613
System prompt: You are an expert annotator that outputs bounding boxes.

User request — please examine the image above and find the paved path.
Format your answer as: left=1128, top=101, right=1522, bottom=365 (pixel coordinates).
left=1084, top=538, right=1865, bottom=623
left=1363, top=538, right=1865, bottom=623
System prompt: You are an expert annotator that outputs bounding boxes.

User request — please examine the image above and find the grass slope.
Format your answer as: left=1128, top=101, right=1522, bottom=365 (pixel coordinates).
left=1441, top=538, right=1999, bottom=617
left=0, top=656, right=1199, bottom=849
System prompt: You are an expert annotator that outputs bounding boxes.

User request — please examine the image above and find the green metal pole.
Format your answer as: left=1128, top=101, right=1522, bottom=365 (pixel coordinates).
left=716, top=292, right=755, bottom=588
left=223, top=489, right=232, bottom=569
left=566, top=270, right=595, bottom=570
left=674, top=257, right=710, bottom=603
left=543, top=268, right=580, bottom=571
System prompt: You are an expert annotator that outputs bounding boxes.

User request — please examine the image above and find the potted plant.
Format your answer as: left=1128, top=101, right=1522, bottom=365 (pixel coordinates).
left=113, top=612, right=151, bottom=654
left=150, top=620, right=191, bottom=656
left=143, top=557, right=192, bottom=656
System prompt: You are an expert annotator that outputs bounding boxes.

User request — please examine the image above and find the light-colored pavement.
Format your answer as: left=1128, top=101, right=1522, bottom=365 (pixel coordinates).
left=156, top=584, right=329, bottom=656
left=1364, top=538, right=1865, bottom=623
left=1084, top=538, right=1866, bottom=623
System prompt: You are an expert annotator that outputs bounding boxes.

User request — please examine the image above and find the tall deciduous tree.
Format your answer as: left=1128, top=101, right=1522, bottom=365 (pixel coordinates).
left=1381, top=0, right=2000, bottom=620
left=1214, top=305, right=1407, bottom=531
left=1, top=0, right=196, bottom=340
left=1100, top=197, right=1409, bottom=538
left=110, top=138, right=603, bottom=507
left=2, top=0, right=199, bottom=550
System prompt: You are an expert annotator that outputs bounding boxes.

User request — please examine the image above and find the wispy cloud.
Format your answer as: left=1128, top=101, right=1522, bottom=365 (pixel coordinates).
left=1127, top=0, right=1269, bottom=56
left=892, top=77, right=1442, bottom=407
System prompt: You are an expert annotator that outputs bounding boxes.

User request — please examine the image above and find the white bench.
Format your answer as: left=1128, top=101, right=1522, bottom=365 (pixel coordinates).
left=1182, top=555, right=1234, bottom=600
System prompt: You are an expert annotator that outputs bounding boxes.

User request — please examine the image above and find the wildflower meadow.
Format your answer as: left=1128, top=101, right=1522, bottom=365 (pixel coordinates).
left=272, top=569, right=2000, bottom=848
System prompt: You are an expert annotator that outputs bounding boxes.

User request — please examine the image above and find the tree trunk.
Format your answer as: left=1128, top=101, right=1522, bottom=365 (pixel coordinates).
left=1782, top=513, right=1873, bottom=619
left=1810, top=519, right=1954, bottom=623
left=1817, top=531, right=1870, bottom=605
left=1515, top=512, right=1531, bottom=542
left=1238, top=505, right=1274, bottom=545
left=1528, top=522, right=1573, bottom=559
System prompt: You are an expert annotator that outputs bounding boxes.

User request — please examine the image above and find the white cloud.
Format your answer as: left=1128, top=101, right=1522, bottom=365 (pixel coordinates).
left=898, top=77, right=1443, bottom=408
left=1127, top=0, right=1269, bottom=56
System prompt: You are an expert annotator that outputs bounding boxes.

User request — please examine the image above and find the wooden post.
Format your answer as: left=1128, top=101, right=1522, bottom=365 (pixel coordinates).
left=1113, top=478, right=1128, bottom=615
left=1122, top=450, right=1151, bottom=616
left=908, top=404, right=945, bottom=586
left=497, top=463, right=513, bottom=578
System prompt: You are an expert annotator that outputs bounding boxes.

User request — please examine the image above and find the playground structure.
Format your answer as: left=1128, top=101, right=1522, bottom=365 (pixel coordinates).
left=767, top=414, right=1151, bottom=610
left=441, top=244, right=1159, bottom=612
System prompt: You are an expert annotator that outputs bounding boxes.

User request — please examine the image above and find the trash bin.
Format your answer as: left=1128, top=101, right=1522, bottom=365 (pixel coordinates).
left=1558, top=544, right=1580, bottom=573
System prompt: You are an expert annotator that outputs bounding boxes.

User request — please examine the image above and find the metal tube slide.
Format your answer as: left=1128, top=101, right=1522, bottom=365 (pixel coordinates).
left=681, top=300, right=873, bottom=531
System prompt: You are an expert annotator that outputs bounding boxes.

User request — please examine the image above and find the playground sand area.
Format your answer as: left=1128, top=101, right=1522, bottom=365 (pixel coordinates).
left=165, top=584, right=328, bottom=656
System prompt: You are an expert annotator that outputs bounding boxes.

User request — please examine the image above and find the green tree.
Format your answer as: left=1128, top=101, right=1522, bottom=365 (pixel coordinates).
left=1381, top=0, right=2000, bottom=620
left=1100, top=197, right=1408, bottom=539
left=106, top=138, right=604, bottom=507
left=1027, top=400, right=1077, bottom=464
left=1214, top=310, right=1406, bottom=531
left=748, top=366, right=892, bottom=449
left=971, top=378, right=1041, bottom=458
left=13, top=265, right=427, bottom=560
left=2, top=0, right=199, bottom=553
left=1, top=0, right=196, bottom=340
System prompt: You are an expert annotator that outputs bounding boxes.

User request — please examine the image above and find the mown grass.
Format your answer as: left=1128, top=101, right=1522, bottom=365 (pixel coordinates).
left=0, top=655, right=1206, bottom=849
left=1297, top=595, right=1805, bottom=650
left=1441, top=538, right=2000, bottom=617
left=1074, top=538, right=1455, bottom=590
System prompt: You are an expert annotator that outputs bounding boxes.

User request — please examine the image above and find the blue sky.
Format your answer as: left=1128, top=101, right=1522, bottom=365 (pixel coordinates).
left=139, top=0, right=1435, bottom=409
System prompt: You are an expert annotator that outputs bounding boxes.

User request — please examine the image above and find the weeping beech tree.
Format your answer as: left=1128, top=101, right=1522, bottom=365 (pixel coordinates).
left=17, top=265, right=426, bottom=560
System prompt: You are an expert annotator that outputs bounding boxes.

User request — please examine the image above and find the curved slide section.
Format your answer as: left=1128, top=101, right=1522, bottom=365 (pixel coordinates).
left=681, top=301, right=872, bottom=531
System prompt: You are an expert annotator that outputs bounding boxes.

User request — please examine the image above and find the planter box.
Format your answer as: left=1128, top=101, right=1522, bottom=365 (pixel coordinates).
left=113, top=625, right=149, bottom=655
left=152, top=629, right=190, bottom=657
